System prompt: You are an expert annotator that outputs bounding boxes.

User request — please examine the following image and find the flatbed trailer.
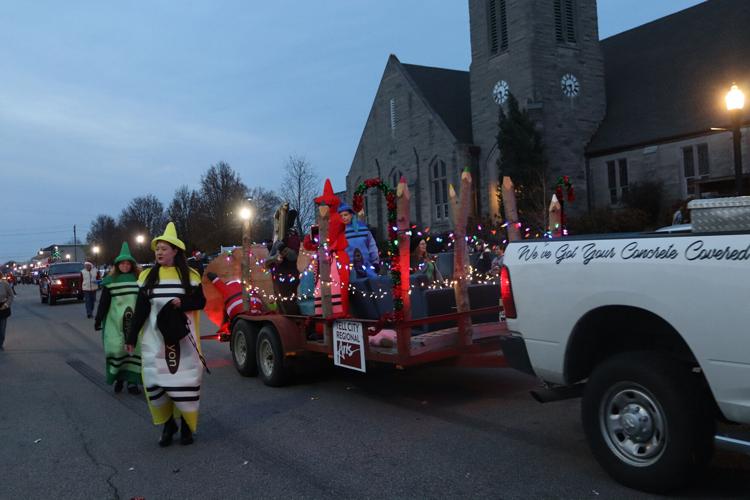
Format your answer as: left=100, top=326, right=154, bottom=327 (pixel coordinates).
left=207, top=173, right=509, bottom=385
left=219, top=306, right=508, bottom=386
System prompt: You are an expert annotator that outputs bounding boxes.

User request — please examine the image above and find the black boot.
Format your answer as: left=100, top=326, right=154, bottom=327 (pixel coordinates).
left=113, top=380, right=124, bottom=393
left=180, top=417, right=194, bottom=445
left=158, top=417, right=178, bottom=447
left=127, top=383, right=141, bottom=395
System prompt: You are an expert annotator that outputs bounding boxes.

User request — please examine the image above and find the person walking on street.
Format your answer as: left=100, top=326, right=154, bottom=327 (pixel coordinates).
left=126, top=223, right=206, bottom=447
left=0, top=272, right=14, bottom=350
left=81, top=261, right=99, bottom=318
left=95, top=243, right=142, bottom=394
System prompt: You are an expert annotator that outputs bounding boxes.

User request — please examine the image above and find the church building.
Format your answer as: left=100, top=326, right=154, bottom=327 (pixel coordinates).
left=346, top=0, right=749, bottom=237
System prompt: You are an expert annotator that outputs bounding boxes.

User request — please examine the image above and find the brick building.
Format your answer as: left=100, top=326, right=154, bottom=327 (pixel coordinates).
left=346, top=0, right=749, bottom=237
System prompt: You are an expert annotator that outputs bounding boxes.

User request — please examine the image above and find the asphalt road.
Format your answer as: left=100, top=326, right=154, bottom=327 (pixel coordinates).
left=1, top=284, right=748, bottom=499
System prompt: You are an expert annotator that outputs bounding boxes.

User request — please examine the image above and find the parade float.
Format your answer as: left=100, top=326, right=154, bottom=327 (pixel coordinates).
left=203, top=172, right=510, bottom=386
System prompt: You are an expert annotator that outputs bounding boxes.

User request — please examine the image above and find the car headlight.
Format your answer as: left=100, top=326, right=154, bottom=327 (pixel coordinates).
left=52, top=279, right=63, bottom=286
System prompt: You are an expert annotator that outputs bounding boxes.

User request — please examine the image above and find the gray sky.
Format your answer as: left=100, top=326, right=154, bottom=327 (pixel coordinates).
left=0, top=0, right=705, bottom=263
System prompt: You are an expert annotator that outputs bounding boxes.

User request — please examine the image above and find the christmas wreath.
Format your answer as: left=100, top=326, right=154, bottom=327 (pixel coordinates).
left=352, top=177, right=403, bottom=320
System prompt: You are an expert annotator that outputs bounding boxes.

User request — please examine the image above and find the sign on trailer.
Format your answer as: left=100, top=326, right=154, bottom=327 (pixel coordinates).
left=333, top=320, right=366, bottom=372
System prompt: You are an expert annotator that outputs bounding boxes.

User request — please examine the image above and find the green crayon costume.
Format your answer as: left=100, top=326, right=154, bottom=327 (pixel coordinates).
left=94, top=243, right=142, bottom=385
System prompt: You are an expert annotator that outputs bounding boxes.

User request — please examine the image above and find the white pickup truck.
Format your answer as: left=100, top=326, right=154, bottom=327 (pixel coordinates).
left=500, top=197, right=750, bottom=493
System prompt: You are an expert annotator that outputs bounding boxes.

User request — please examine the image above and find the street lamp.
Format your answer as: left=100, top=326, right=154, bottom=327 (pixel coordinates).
left=92, top=245, right=100, bottom=265
left=65, top=254, right=71, bottom=261
left=726, top=83, right=745, bottom=196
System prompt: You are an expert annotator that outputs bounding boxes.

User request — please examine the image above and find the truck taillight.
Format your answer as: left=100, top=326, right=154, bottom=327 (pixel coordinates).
left=500, top=266, right=517, bottom=319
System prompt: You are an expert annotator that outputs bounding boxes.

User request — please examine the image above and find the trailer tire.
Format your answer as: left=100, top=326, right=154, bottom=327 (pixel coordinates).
left=581, top=351, right=714, bottom=493
left=256, top=325, right=288, bottom=387
left=231, top=320, right=258, bottom=377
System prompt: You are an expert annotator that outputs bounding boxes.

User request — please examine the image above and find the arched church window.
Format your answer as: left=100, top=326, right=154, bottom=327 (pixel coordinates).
left=487, top=0, right=509, bottom=54
left=431, top=159, right=449, bottom=221
left=554, top=0, right=577, bottom=44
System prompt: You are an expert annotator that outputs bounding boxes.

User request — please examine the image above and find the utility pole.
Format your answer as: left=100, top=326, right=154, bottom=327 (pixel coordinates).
left=73, top=225, right=77, bottom=261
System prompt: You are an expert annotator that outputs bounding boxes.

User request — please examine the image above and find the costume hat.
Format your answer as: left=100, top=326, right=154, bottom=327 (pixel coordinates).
left=114, top=242, right=137, bottom=264
left=151, top=222, right=186, bottom=251
left=337, top=203, right=354, bottom=214
left=314, top=179, right=338, bottom=206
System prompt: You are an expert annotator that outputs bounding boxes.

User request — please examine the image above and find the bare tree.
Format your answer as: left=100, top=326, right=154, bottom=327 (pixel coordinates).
left=197, top=161, right=248, bottom=248
left=279, top=155, right=319, bottom=234
left=86, top=214, right=120, bottom=263
left=118, top=194, right=167, bottom=261
left=247, top=186, right=282, bottom=242
left=167, top=185, right=201, bottom=250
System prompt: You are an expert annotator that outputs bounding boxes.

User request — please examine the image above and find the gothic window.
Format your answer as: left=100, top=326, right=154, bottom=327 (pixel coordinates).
left=683, top=144, right=710, bottom=194
left=554, top=0, right=577, bottom=44
left=389, top=98, right=398, bottom=138
left=431, top=159, right=449, bottom=220
left=607, top=158, right=628, bottom=205
left=488, top=0, right=509, bottom=54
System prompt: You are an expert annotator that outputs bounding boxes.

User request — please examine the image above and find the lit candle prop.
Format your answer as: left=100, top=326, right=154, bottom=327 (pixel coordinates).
left=548, top=194, right=562, bottom=238
left=449, top=168, right=473, bottom=344
left=396, top=176, right=412, bottom=356
left=502, top=176, right=521, bottom=241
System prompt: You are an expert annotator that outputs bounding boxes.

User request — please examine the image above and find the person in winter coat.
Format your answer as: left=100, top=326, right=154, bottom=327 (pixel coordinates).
left=265, top=207, right=301, bottom=315
left=95, top=243, right=142, bottom=394
left=125, top=223, right=206, bottom=447
left=0, top=272, right=14, bottom=350
left=338, top=203, right=380, bottom=274
left=81, top=261, right=99, bottom=318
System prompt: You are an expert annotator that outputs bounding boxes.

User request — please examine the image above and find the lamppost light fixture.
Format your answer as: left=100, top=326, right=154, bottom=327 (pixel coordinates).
left=93, top=245, right=100, bottom=254
left=136, top=234, right=145, bottom=244
left=239, top=206, right=252, bottom=221
left=726, top=84, right=745, bottom=111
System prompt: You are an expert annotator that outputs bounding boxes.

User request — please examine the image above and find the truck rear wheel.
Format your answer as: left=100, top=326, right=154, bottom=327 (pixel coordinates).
left=231, top=320, right=258, bottom=377
left=582, top=351, right=714, bottom=493
left=256, top=325, right=289, bottom=387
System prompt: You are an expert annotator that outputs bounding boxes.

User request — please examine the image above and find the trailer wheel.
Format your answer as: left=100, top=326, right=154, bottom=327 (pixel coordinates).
left=230, top=320, right=258, bottom=377
left=256, top=325, right=289, bottom=387
left=581, top=351, right=714, bottom=493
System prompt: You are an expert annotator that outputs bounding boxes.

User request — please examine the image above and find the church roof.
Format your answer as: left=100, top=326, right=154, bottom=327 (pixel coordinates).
left=587, top=0, right=750, bottom=156
left=399, top=62, right=474, bottom=144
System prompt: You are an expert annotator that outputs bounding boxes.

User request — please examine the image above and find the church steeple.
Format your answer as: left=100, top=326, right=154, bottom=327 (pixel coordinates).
left=468, top=0, right=606, bottom=217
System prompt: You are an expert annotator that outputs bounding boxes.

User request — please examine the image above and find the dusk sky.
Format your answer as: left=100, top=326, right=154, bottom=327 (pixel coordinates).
left=1, top=0, right=705, bottom=263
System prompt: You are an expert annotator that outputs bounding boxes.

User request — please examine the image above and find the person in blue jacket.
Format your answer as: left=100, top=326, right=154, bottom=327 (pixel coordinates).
left=338, top=203, right=380, bottom=275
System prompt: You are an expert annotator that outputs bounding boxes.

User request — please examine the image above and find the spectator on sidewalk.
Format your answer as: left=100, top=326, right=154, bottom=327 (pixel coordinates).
left=0, top=272, right=13, bottom=350
left=81, top=261, right=99, bottom=319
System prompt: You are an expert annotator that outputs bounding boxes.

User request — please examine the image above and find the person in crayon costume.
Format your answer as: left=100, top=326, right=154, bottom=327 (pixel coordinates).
left=312, top=179, right=350, bottom=317
left=95, top=242, right=142, bottom=394
left=126, top=222, right=206, bottom=447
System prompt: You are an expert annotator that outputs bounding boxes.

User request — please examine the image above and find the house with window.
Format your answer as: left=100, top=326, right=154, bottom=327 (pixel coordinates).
left=346, top=0, right=749, bottom=237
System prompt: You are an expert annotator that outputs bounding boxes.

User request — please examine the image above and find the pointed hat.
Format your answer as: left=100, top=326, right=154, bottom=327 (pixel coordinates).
left=151, top=222, right=186, bottom=251
left=114, top=242, right=137, bottom=264
left=314, top=179, right=339, bottom=206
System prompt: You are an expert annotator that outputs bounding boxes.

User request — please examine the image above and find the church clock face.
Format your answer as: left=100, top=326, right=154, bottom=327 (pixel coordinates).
left=492, top=80, right=509, bottom=104
left=561, top=73, right=580, bottom=98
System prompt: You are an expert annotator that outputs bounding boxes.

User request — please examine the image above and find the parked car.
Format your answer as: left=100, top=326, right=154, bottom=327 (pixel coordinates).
left=39, top=262, right=85, bottom=305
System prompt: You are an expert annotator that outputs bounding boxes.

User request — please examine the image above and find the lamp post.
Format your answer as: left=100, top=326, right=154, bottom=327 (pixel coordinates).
left=135, top=234, right=145, bottom=263
left=239, top=202, right=253, bottom=312
left=726, top=84, right=745, bottom=196
left=92, top=245, right=100, bottom=266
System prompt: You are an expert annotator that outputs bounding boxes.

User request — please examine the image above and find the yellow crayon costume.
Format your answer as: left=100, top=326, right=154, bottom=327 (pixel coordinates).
left=127, top=224, right=206, bottom=433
